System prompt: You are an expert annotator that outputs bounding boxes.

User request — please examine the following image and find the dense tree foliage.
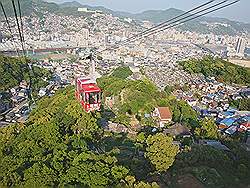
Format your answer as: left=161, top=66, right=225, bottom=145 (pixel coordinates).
left=164, top=85, right=174, bottom=95
left=97, top=76, right=162, bottom=114
left=1, top=60, right=248, bottom=187
left=229, top=98, right=250, bottom=111
left=170, top=100, right=198, bottom=127
left=171, top=143, right=250, bottom=187
left=119, top=176, right=159, bottom=188
left=97, top=75, right=198, bottom=128
left=0, top=87, right=131, bottom=187
left=111, top=66, right=133, bottom=79
left=145, top=133, right=179, bottom=172
left=179, top=56, right=250, bottom=85
left=0, top=55, right=52, bottom=93
left=194, top=118, right=218, bottom=139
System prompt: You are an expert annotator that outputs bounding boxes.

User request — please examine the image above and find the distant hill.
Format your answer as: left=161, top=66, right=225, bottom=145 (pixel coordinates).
left=0, top=0, right=59, bottom=16
left=118, top=8, right=250, bottom=35
left=60, top=3, right=250, bottom=35
left=59, top=1, right=83, bottom=8
left=1, top=0, right=249, bottom=35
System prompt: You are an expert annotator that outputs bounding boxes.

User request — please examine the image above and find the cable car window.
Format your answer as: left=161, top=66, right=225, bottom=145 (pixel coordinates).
left=89, top=92, right=98, bottom=104
left=99, top=92, right=102, bottom=101
left=80, top=92, right=85, bottom=101
left=85, top=93, right=89, bottom=104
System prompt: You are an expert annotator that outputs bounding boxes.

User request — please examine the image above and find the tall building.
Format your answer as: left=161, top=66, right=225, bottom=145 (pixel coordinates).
left=235, top=37, right=246, bottom=57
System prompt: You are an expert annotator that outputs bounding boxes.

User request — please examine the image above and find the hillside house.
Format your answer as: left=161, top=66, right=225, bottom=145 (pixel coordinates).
left=152, top=107, right=172, bottom=127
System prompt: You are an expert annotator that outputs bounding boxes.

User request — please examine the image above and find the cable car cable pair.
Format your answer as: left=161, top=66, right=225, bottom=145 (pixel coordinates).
left=1, top=0, right=35, bottom=106
left=11, top=0, right=25, bottom=56
left=127, top=0, right=240, bottom=43
left=0, top=1, right=19, bottom=56
left=94, top=0, right=240, bottom=55
left=78, top=0, right=240, bottom=112
left=119, top=0, right=216, bottom=45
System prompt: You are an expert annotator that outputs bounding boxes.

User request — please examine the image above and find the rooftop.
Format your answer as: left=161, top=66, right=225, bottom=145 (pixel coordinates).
left=157, top=107, right=172, bottom=120
left=81, top=83, right=101, bottom=92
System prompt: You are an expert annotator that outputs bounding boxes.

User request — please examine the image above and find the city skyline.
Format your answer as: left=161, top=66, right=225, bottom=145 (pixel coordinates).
left=46, top=0, right=250, bottom=23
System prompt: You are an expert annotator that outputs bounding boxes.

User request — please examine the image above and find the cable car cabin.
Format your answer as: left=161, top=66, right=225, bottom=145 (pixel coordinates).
left=75, top=78, right=101, bottom=112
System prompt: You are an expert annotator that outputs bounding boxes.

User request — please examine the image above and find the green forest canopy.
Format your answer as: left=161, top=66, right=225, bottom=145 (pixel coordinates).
left=0, top=86, right=249, bottom=187
left=97, top=75, right=198, bottom=128
left=0, top=87, right=160, bottom=187
left=179, top=56, right=250, bottom=85
left=111, top=66, right=133, bottom=79
left=0, top=55, right=52, bottom=93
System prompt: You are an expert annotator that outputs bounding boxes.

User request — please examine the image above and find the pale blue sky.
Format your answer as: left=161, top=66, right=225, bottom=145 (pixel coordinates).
left=46, top=0, right=250, bottom=23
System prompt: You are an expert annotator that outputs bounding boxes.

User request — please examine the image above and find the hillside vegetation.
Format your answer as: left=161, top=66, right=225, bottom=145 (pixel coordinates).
left=97, top=67, right=199, bottom=129
left=179, top=56, right=250, bottom=86
left=0, top=87, right=161, bottom=187
left=0, top=55, right=51, bottom=93
left=0, top=85, right=249, bottom=187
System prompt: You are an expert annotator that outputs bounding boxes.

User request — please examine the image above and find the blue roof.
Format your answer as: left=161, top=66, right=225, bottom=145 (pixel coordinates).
left=220, top=118, right=237, bottom=127
left=207, top=94, right=215, bottom=98
left=225, top=126, right=237, bottom=135
left=244, top=116, right=250, bottom=121
left=227, top=107, right=237, bottom=111
left=223, top=111, right=235, bottom=117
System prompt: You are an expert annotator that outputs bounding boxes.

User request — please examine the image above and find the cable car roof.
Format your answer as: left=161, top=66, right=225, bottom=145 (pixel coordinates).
left=81, top=83, right=101, bottom=93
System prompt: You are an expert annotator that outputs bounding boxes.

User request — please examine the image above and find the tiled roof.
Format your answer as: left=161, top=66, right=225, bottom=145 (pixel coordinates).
left=158, top=107, right=172, bottom=120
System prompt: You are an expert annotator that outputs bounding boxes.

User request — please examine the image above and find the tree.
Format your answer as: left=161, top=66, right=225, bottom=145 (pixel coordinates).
left=145, top=133, right=179, bottom=172
left=0, top=87, right=130, bottom=187
left=230, top=98, right=250, bottom=111
left=112, top=66, right=133, bottom=79
left=179, top=56, right=250, bottom=85
left=194, top=118, right=218, bottom=139
left=164, top=85, right=174, bottom=95
left=120, top=176, right=159, bottom=188
left=0, top=55, right=52, bottom=96
left=136, top=132, right=146, bottom=144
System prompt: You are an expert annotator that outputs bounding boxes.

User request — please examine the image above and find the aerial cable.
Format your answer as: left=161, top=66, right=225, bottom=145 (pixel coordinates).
left=96, top=0, right=239, bottom=54
left=11, top=0, right=25, bottom=56
left=12, top=0, right=34, bottom=106
left=137, top=0, right=240, bottom=42
left=0, top=1, right=19, bottom=56
left=122, top=0, right=229, bottom=45
left=97, top=0, right=228, bottom=53
left=121, top=0, right=215, bottom=44
left=82, top=1, right=215, bottom=59
left=17, top=0, right=25, bottom=45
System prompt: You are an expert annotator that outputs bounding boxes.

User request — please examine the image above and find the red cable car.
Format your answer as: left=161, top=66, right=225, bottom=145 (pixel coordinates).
left=75, top=77, right=102, bottom=112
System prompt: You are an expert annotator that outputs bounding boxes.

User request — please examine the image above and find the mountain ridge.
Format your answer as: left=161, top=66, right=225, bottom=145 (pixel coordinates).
left=54, top=1, right=250, bottom=35
left=1, top=0, right=249, bottom=35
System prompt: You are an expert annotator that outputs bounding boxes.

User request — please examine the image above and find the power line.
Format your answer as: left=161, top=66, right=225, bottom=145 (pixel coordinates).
left=96, top=0, right=225, bottom=54
left=96, top=0, right=239, bottom=54
left=0, top=1, right=19, bottom=56
left=83, top=1, right=216, bottom=58
left=17, top=0, right=25, bottom=46
left=11, top=0, right=25, bottom=56
left=121, top=0, right=215, bottom=44
left=11, top=0, right=34, bottom=106
left=127, top=0, right=240, bottom=43
left=122, top=0, right=228, bottom=44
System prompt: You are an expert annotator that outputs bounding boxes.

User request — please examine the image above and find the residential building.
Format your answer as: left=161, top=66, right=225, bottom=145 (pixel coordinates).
left=152, top=107, right=172, bottom=127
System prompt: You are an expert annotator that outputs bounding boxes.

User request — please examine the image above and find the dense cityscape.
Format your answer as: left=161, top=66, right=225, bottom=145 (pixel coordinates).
left=0, top=0, right=249, bottom=187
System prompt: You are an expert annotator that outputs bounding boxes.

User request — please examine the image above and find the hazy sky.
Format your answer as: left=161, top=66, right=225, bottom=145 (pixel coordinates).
left=46, top=0, right=250, bottom=23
